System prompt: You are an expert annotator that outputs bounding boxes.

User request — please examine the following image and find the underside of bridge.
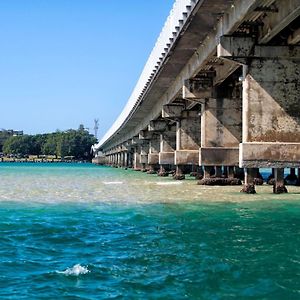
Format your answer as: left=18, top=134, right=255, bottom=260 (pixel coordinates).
left=93, top=0, right=300, bottom=194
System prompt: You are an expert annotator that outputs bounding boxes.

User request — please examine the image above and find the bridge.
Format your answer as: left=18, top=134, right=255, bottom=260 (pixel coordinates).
left=93, top=0, right=300, bottom=194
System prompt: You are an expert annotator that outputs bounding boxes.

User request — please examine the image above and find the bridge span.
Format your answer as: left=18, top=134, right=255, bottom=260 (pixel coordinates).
left=93, top=0, right=300, bottom=194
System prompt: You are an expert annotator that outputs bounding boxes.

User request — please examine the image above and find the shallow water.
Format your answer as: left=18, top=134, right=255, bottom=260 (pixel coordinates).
left=0, top=163, right=299, bottom=299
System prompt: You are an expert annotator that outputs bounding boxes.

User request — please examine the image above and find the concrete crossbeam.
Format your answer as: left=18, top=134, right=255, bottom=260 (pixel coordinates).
left=175, top=150, right=199, bottom=165
left=148, top=120, right=167, bottom=132
left=139, top=130, right=153, bottom=140
left=199, top=147, right=239, bottom=166
left=159, top=152, right=175, bottom=165
left=162, top=104, right=185, bottom=120
left=183, top=77, right=213, bottom=101
left=240, top=143, right=300, bottom=168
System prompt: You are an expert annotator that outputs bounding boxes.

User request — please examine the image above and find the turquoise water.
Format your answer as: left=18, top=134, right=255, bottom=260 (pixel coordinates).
left=0, top=163, right=300, bottom=299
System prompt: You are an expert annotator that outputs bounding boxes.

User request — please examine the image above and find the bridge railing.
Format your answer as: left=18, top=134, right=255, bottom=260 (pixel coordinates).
left=95, top=0, right=199, bottom=150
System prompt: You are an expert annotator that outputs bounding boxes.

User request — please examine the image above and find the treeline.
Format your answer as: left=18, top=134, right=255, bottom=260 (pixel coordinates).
left=2, top=128, right=97, bottom=160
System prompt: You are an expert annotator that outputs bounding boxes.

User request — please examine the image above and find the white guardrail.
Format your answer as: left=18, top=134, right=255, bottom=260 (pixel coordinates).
left=94, top=0, right=199, bottom=151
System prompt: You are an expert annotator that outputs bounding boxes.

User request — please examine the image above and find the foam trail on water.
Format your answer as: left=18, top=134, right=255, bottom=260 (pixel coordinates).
left=156, top=182, right=183, bottom=185
left=57, top=264, right=90, bottom=276
left=103, top=181, right=123, bottom=185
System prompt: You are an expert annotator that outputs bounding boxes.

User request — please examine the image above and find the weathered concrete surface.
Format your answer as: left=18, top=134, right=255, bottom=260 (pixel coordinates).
left=148, top=134, right=160, bottom=165
left=273, top=168, right=288, bottom=194
left=176, top=110, right=201, bottom=150
left=148, top=153, right=159, bottom=165
left=162, top=104, right=185, bottom=120
left=133, top=148, right=142, bottom=170
left=200, top=147, right=239, bottom=166
left=201, top=97, right=241, bottom=148
left=239, top=46, right=300, bottom=168
left=240, top=143, right=300, bottom=168
left=158, top=125, right=176, bottom=165
left=175, top=150, right=199, bottom=165
left=242, top=55, right=300, bottom=143
left=148, top=120, right=167, bottom=132
left=183, top=76, right=213, bottom=101
left=159, top=152, right=175, bottom=165
left=139, top=130, right=152, bottom=140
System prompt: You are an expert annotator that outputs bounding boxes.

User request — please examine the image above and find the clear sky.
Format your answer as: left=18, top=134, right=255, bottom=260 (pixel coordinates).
left=0, top=0, right=174, bottom=139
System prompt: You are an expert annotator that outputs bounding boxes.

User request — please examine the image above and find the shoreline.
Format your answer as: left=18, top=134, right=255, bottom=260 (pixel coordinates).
left=0, top=158, right=91, bottom=163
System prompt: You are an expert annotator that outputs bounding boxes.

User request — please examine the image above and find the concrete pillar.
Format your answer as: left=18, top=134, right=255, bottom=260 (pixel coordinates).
left=218, top=36, right=300, bottom=192
left=199, top=75, right=242, bottom=185
left=228, top=166, right=235, bottom=179
left=236, top=46, right=300, bottom=177
left=147, top=133, right=160, bottom=174
left=158, top=124, right=176, bottom=176
left=204, top=166, right=214, bottom=179
left=133, top=146, right=142, bottom=171
left=174, top=110, right=201, bottom=180
left=120, top=151, right=127, bottom=168
left=274, top=168, right=288, bottom=194
left=127, top=150, right=133, bottom=168
left=117, top=152, right=122, bottom=167
left=240, top=168, right=257, bottom=194
left=140, top=142, right=149, bottom=172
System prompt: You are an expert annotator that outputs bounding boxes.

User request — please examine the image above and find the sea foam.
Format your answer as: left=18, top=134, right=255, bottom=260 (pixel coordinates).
left=57, top=264, right=90, bottom=276
left=156, top=182, right=183, bottom=185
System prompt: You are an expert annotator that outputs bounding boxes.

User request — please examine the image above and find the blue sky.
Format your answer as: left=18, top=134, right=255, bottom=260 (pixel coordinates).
left=0, top=0, right=174, bottom=138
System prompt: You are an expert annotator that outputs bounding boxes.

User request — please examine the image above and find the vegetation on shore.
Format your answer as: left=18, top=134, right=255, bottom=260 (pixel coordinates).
left=1, top=126, right=97, bottom=161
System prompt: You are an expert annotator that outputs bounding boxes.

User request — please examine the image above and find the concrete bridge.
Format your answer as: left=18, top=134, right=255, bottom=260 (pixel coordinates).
left=93, top=0, right=300, bottom=194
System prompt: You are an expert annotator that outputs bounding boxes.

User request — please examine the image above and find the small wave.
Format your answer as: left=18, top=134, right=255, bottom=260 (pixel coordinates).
left=156, top=182, right=183, bottom=185
left=57, top=264, right=90, bottom=276
left=103, top=181, right=123, bottom=185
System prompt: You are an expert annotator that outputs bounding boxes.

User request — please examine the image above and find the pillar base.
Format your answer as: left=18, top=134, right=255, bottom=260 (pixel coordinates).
left=158, top=172, right=168, bottom=177
left=147, top=170, right=157, bottom=174
left=173, top=166, right=185, bottom=180
left=158, top=166, right=169, bottom=177
left=173, top=174, right=185, bottom=180
left=198, top=177, right=242, bottom=186
left=240, top=184, right=256, bottom=194
left=273, top=184, right=288, bottom=194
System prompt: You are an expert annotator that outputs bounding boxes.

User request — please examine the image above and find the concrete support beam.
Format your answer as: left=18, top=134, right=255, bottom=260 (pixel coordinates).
left=162, top=104, right=185, bottom=120
left=174, top=110, right=201, bottom=166
left=158, top=125, right=176, bottom=168
left=288, top=28, right=300, bottom=45
left=240, top=143, right=300, bottom=168
left=217, top=36, right=255, bottom=63
left=258, top=0, right=300, bottom=44
left=240, top=46, right=300, bottom=168
left=140, top=142, right=149, bottom=171
left=240, top=168, right=257, bottom=194
left=139, top=130, right=153, bottom=140
left=274, top=168, right=288, bottom=194
left=148, top=133, right=160, bottom=167
left=148, top=120, right=167, bottom=132
left=133, top=146, right=142, bottom=171
left=200, top=82, right=242, bottom=167
left=182, top=75, right=213, bottom=102
left=200, top=147, right=239, bottom=166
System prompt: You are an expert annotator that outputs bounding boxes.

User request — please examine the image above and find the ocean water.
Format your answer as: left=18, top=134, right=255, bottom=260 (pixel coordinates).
left=0, top=163, right=299, bottom=299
